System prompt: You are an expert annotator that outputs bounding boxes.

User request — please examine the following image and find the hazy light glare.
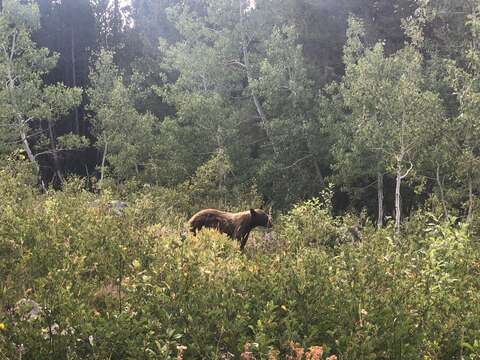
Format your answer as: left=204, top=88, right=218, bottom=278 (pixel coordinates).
left=119, top=0, right=131, bottom=8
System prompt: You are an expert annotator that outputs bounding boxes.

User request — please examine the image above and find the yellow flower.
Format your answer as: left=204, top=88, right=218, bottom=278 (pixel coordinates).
left=0, top=322, right=6, bottom=330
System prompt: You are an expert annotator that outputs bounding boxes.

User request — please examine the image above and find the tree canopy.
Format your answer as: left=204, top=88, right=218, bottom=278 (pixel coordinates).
left=1, top=0, right=480, bottom=226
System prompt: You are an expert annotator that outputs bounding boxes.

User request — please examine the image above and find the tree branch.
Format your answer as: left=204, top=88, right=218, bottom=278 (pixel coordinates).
left=280, top=154, right=313, bottom=170
left=228, top=60, right=247, bottom=69
left=400, top=161, right=414, bottom=179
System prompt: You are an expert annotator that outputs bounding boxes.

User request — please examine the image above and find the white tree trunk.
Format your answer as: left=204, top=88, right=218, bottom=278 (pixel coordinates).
left=238, top=0, right=278, bottom=157
left=70, top=25, right=80, bottom=134
left=21, top=128, right=46, bottom=191
left=6, top=28, right=45, bottom=190
left=436, top=164, right=448, bottom=220
left=243, top=46, right=279, bottom=157
left=377, top=172, right=384, bottom=229
left=99, top=141, right=108, bottom=192
left=395, top=167, right=402, bottom=233
left=308, top=158, right=325, bottom=188
left=20, top=129, right=37, bottom=169
left=467, top=175, right=474, bottom=223
left=48, top=121, right=64, bottom=184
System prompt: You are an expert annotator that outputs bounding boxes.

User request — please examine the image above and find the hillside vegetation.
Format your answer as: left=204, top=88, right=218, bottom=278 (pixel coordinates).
left=1, top=162, right=480, bottom=359
left=2, top=0, right=480, bottom=358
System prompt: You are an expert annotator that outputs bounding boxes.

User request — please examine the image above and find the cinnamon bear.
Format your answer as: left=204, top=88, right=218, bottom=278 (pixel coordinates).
left=188, top=208, right=273, bottom=250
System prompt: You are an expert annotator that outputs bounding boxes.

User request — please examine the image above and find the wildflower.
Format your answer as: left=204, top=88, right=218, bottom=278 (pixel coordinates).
left=0, top=322, right=6, bottom=330
left=326, top=356, right=338, bottom=360
left=219, top=351, right=235, bottom=360
left=16, top=343, right=26, bottom=355
left=41, top=323, right=59, bottom=339
left=293, top=347, right=304, bottom=360
left=176, top=345, right=187, bottom=360
left=288, top=341, right=305, bottom=360
left=241, top=343, right=254, bottom=360
left=132, top=259, right=141, bottom=269
left=3, top=304, right=14, bottom=316
left=268, top=349, right=280, bottom=360
left=60, top=326, right=75, bottom=336
left=306, top=346, right=323, bottom=360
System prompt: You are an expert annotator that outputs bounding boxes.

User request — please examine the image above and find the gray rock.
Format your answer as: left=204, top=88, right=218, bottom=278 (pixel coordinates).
left=108, top=200, right=128, bottom=215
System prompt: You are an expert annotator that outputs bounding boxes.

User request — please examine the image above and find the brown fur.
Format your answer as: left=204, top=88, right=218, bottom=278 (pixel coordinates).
left=188, top=208, right=273, bottom=250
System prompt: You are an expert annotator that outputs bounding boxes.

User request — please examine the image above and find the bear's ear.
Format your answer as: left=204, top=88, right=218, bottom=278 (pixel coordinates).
left=250, top=208, right=256, bottom=217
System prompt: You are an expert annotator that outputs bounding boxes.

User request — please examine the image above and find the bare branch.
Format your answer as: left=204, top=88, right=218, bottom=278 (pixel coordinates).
left=34, top=150, right=57, bottom=159
left=280, top=154, right=313, bottom=170
left=205, top=27, right=221, bottom=34
left=228, top=60, right=247, bottom=69
left=400, top=161, right=414, bottom=179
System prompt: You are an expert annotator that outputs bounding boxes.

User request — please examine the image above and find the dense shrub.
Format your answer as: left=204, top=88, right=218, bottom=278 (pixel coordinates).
left=277, top=187, right=365, bottom=250
left=1, top=162, right=480, bottom=359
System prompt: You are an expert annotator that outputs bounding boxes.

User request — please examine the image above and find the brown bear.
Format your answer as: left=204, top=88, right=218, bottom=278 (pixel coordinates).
left=187, top=208, right=273, bottom=250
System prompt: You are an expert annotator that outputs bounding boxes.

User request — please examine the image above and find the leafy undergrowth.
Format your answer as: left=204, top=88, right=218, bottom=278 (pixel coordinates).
left=1, top=165, right=480, bottom=359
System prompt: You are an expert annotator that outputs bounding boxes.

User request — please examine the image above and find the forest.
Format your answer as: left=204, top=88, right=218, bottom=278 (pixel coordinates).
left=1, top=0, right=480, bottom=359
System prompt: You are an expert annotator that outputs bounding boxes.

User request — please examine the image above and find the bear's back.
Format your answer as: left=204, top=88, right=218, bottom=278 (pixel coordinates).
left=188, top=208, right=233, bottom=223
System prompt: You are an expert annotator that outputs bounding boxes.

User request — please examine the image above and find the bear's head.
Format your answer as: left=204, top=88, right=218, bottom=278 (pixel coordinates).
left=250, top=208, right=273, bottom=228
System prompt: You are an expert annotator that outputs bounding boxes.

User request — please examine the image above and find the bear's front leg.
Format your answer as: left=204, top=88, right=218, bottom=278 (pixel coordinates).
left=239, top=231, right=250, bottom=251
left=190, top=223, right=201, bottom=236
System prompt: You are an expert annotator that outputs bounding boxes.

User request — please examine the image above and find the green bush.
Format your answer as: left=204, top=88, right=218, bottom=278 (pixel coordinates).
left=1, top=161, right=480, bottom=359
left=278, top=188, right=365, bottom=250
